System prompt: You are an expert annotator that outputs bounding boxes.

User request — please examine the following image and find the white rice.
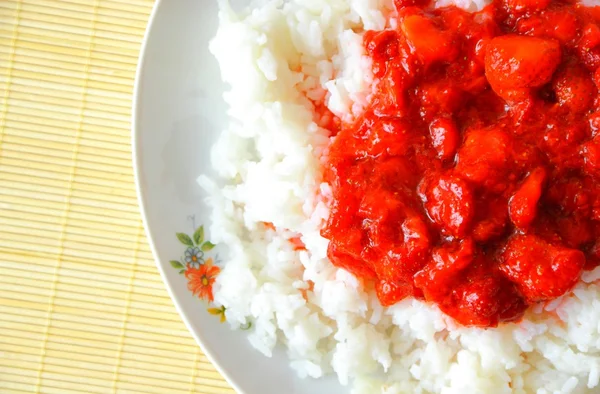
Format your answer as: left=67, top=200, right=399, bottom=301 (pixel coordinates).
left=200, top=1, right=600, bottom=392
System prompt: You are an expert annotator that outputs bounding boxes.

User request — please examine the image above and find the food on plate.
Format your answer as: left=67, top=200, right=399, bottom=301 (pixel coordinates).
left=201, top=0, right=600, bottom=392
left=323, top=0, right=599, bottom=328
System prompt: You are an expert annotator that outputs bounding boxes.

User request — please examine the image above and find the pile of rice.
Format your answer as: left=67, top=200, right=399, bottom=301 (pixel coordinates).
left=199, top=1, right=600, bottom=392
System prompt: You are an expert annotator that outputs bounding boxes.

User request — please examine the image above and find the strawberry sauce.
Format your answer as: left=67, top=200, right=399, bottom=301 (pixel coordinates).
left=322, top=0, right=600, bottom=327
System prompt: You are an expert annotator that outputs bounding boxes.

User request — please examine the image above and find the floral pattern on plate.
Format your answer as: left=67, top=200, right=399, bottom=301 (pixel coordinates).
left=169, top=218, right=252, bottom=330
left=170, top=221, right=223, bottom=319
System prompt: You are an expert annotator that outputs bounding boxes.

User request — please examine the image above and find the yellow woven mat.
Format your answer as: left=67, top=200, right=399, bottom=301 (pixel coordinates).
left=0, top=1, right=234, bottom=393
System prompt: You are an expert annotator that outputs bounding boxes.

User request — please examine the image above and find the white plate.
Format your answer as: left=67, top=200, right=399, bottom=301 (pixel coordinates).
left=132, top=1, right=344, bottom=393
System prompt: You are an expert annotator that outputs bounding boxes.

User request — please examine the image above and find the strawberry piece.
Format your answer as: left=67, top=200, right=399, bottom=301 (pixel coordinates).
left=455, top=128, right=512, bottom=189
left=517, top=9, right=579, bottom=44
left=364, top=30, right=401, bottom=78
left=373, top=214, right=431, bottom=283
left=485, top=35, right=561, bottom=90
left=444, top=267, right=527, bottom=327
left=508, top=167, right=547, bottom=229
left=503, top=0, right=551, bottom=14
left=328, top=242, right=377, bottom=280
left=552, top=62, right=596, bottom=114
left=414, top=238, right=475, bottom=301
left=501, top=234, right=585, bottom=303
left=401, top=14, right=459, bottom=66
left=376, top=280, right=413, bottom=306
left=417, top=80, right=465, bottom=119
left=420, top=174, right=475, bottom=237
left=371, top=67, right=411, bottom=117
left=429, top=117, right=460, bottom=161
left=577, top=23, right=600, bottom=70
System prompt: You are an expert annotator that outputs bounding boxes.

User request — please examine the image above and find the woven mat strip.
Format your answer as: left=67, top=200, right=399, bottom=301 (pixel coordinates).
left=0, top=1, right=233, bottom=392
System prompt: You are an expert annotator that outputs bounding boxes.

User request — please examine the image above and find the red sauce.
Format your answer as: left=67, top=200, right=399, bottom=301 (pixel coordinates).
left=321, top=0, right=600, bottom=327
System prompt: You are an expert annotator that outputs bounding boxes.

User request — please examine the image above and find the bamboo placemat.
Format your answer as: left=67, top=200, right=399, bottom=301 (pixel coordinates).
left=0, top=1, right=234, bottom=393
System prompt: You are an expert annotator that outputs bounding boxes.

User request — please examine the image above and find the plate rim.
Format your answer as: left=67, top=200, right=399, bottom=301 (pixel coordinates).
left=130, top=3, right=245, bottom=393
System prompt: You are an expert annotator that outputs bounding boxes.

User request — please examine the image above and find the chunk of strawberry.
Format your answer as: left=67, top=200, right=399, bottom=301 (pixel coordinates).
left=517, top=9, right=579, bottom=44
left=429, top=117, right=460, bottom=161
left=418, top=80, right=465, bottom=119
left=371, top=66, right=411, bottom=117
left=503, top=0, right=551, bottom=15
left=577, top=24, right=600, bottom=70
left=428, top=256, right=527, bottom=327
left=581, top=23, right=600, bottom=50
left=509, top=167, right=547, bottom=229
left=376, top=279, right=413, bottom=306
left=420, top=174, right=475, bottom=237
left=327, top=242, right=378, bottom=280
left=364, top=30, right=400, bottom=78
left=321, top=189, right=359, bottom=235
left=374, top=214, right=431, bottom=283
left=444, top=269, right=527, bottom=327
left=485, top=35, right=561, bottom=90
left=359, top=188, right=408, bottom=247
left=400, top=14, right=459, bottom=66
left=365, top=30, right=400, bottom=59
left=543, top=121, right=587, bottom=155
left=455, top=127, right=512, bottom=189
left=542, top=9, right=580, bottom=44
left=414, top=238, right=475, bottom=301
left=500, top=234, right=585, bottom=303
left=552, top=62, right=596, bottom=114
left=360, top=118, right=412, bottom=158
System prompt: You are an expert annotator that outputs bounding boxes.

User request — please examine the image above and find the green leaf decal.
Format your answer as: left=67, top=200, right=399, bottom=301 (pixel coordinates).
left=201, top=241, right=216, bottom=252
left=193, top=226, right=204, bottom=245
left=170, top=260, right=184, bottom=269
left=179, top=269, right=186, bottom=274
left=176, top=233, right=194, bottom=246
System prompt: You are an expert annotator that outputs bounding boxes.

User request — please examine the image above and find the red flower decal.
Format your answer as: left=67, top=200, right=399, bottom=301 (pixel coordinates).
left=185, top=258, right=220, bottom=302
